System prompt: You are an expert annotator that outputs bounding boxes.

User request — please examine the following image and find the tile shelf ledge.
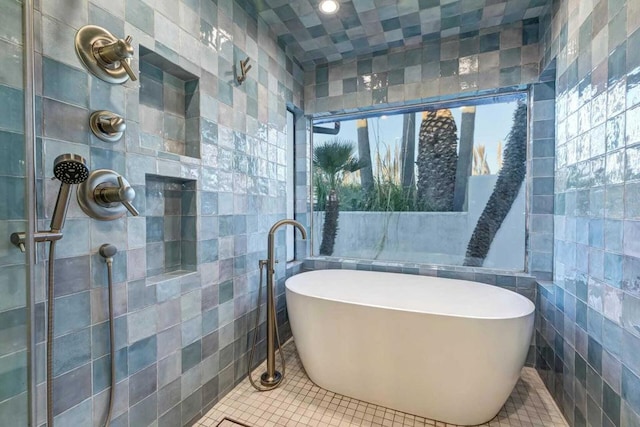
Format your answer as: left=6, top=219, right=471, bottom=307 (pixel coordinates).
left=303, top=255, right=535, bottom=278
left=145, top=269, right=198, bottom=285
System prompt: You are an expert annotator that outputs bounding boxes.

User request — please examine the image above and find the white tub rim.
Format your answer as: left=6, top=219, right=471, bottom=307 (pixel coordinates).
left=286, top=269, right=535, bottom=321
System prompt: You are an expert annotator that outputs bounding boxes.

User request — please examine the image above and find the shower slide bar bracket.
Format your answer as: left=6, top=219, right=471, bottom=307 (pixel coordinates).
left=10, top=231, right=63, bottom=252
left=75, top=25, right=137, bottom=84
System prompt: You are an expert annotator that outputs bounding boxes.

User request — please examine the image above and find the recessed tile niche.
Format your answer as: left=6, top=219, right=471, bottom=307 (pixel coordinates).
left=145, top=175, right=197, bottom=278
left=139, top=46, right=200, bottom=158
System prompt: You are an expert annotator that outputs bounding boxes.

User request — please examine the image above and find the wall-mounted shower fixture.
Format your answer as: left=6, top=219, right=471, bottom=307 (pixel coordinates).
left=90, top=110, right=126, bottom=142
left=9, top=154, right=90, bottom=427
left=75, top=25, right=137, bottom=84
left=77, top=169, right=139, bottom=220
left=10, top=153, right=90, bottom=251
left=237, top=57, right=251, bottom=84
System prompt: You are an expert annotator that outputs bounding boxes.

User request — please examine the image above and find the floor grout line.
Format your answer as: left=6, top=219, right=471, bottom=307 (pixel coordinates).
left=196, top=341, right=568, bottom=427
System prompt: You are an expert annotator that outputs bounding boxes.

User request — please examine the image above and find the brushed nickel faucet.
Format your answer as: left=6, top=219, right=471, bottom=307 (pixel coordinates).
left=248, top=219, right=306, bottom=390
left=75, top=25, right=137, bottom=84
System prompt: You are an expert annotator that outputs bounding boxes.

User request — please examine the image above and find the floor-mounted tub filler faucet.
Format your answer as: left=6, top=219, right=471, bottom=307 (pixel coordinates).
left=248, top=219, right=307, bottom=391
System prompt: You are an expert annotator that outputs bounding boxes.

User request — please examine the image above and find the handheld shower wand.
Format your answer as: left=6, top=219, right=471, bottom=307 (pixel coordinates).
left=50, top=153, right=90, bottom=232
left=44, top=154, right=89, bottom=427
left=10, top=153, right=89, bottom=250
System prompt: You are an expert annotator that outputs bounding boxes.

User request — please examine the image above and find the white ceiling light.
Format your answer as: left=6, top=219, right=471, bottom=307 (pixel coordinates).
left=319, top=0, right=339, bottom=14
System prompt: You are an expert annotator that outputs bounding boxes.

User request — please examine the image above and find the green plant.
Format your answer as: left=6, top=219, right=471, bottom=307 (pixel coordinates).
left=363, top=178, right=416, bottom=211
left=313, top=139, right=362, bottom=255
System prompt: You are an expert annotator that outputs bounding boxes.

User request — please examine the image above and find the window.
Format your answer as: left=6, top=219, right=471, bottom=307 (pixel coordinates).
left=311, top=93, right=528, bottom=270
left=286, top=109, right=295, bottom=262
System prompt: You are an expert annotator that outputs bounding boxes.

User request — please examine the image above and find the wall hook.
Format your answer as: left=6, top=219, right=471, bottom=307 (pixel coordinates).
left=237, top=57, right=251, bottom=84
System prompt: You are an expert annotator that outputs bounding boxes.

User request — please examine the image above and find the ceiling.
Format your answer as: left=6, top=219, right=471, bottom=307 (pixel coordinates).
left=252, top=0, right=550, bottom=69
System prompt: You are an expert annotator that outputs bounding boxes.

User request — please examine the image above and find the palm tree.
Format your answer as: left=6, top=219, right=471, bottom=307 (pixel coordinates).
left=314, top=139, right=362, bottom=255
left=357, top=119, right=374, bottom=199
left=464, top=102, right=527, bottom=266
left=400, top=113, right=416, bottom=190
left=453, top=106, right=476, bottom=211
left=416, top=109, right=459, bottom=211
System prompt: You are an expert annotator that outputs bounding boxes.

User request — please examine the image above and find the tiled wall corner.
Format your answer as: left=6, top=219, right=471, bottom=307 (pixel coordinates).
left=528, top=77, right=557, bottom=282
left=536, top=1, right=640, bottom=425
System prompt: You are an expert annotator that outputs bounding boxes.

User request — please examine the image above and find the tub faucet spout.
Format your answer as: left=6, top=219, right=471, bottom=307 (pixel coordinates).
left=260, top=219, right=306, bottom=388
left=267, top=219, right=307, bottom=273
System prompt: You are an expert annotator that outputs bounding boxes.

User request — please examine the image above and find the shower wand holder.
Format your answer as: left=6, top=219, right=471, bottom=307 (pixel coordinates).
left=75, top=25, right=137, bottom=84
left=77, top=169, right=139, bottom=220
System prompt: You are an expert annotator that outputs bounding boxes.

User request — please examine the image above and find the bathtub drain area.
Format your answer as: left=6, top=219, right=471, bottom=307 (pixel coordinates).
left=196, top=341, right=567, bottom=427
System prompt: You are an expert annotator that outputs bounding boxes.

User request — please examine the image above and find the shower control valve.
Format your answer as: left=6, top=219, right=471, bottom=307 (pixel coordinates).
left=75, top=25, right=138, bottom=84
left=77, top=169, right=139, bottom=221
left=90, top=110, right=126, bottom=142
left=96, top=175, right=139, bottom=216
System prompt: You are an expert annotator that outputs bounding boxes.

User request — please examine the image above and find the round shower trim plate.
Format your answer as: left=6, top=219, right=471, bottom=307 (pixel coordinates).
left=75, top=25, right=130, bottom=84
left=76, top=169, right=132, bottom=221
left=319, top=0, right=340, bottom=14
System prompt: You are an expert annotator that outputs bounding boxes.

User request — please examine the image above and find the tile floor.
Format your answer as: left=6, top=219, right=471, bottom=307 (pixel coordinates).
left=197, top=341, right=567, bottom=427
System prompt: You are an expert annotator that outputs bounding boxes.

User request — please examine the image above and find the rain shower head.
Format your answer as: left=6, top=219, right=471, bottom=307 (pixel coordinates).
left=50, top=154, right=89, bottom=233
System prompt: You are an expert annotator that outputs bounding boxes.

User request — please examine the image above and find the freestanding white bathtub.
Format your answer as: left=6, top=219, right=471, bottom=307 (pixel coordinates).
left=285, top=269, right=535, bottom=425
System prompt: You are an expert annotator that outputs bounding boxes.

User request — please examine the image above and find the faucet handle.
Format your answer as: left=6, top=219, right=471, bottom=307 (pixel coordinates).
left=99, top=114, right=126, bottom=134
left=115, top=175, right=140, bottom=216
left=114, top=36, right=137, bottom=81
left=119, top=54, right=137, bottom=82
left=95, top=174, right=139, bottom=216
left=94, top=34, right=137, bottom=81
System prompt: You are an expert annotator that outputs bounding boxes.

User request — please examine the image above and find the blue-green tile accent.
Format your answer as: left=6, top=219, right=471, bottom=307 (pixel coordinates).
left=0, top=85, right=24, bottom=133
left=42, top=57, right=88, bottom=108
left=52, top=328, right=91, bottom=377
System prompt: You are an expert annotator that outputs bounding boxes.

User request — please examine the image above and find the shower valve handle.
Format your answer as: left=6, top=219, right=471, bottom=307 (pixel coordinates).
left=95, top=35, right=137, bottom=81
left=96, top=175, right=139, bottom=216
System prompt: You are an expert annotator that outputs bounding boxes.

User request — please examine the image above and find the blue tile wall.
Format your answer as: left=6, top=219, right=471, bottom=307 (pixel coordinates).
left=0, top=0, right=28, bottom=425
left=304, top=20, right=541, bottom=115
left=535, top=0, right=640, bottom=426
left=16, top=0, right=306, bottom=426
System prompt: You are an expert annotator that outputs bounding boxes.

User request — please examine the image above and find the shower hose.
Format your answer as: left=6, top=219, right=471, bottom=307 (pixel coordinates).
left=46, top=241, right=117, bottom=427
left=101, top=249, right=117, bottom=426
left=46, top=241, right=56, bottom=427
left=247, top=261, right=286, bottom=391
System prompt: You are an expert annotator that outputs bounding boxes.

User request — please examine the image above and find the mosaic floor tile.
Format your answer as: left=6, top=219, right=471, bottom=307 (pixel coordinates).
left=197, top=341, right=567, bottom=427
